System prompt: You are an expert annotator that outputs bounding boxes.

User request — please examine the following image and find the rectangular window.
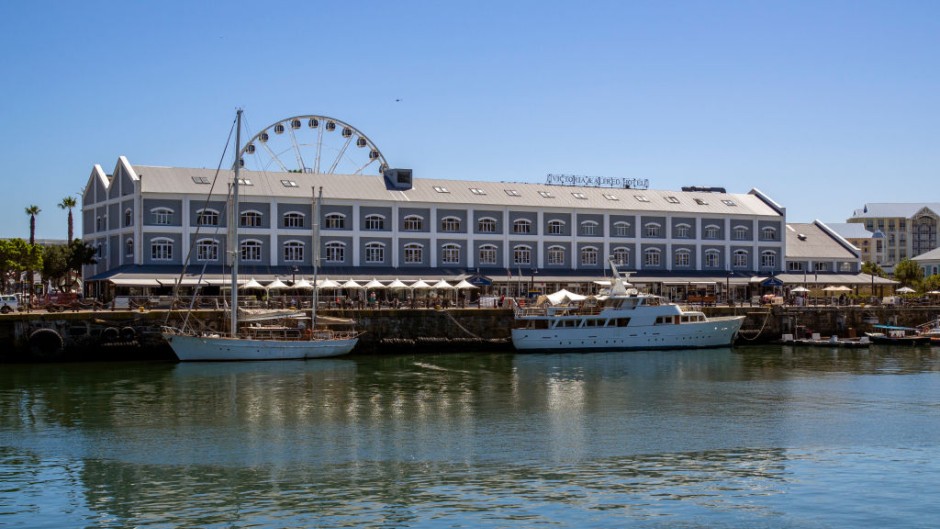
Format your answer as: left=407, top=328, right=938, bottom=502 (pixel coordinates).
left=433, top=186, right=450, bottom=193
left=602, top=194, right=619, bottom=201
left=634, top=195, right=650, bottom=202
left=280, top=180, right=299, bottom=187
left=538, top=191, right=555, bottom=198
left=666, top=196, right=680, bottom=204
left=469, top=188, right=486, bottom=195
left=479, top=246, right=497, bottom=265
left=504, top=189, right=520, bottom=197
left=192, top=176, right=210, bottom=184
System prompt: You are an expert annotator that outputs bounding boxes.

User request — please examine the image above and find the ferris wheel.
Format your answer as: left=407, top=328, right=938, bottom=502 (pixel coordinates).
left=237, top=114, right=389, bottom=176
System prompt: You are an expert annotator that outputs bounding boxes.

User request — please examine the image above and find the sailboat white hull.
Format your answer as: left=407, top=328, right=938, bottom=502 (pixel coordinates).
left=163, top=333, right=358, bottom=362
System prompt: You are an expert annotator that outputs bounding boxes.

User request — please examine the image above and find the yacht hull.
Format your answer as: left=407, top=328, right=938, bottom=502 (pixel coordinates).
left=511, top=316, right=745, bottom=352
left=163, top=333, right=358, bottom=361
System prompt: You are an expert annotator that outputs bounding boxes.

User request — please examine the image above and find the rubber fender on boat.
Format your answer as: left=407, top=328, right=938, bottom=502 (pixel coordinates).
left=120, top=326, right=137, bottom=341
left=101, top=327, right=120, bottom=341
left=29, top=328, right=64, bottom=356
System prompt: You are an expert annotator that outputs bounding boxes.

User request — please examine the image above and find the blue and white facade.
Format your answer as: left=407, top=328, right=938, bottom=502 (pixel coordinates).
left=81, top=157, right=788, bottom=295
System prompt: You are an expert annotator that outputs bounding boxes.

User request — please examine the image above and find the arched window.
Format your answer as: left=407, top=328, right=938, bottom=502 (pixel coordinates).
left=704, top=224, right=720, bottom=239
left=365, top=242, right=385, bottom=263
left=513, top=219, right=532, bottom=234
left=441, top=243, right=461, bottom=264
left=548, top=219, right=565, bottom=235
left=403, top=215, right=424, bottom=231
left=125, top=238, right=134, bottom=258
left=240, top=210, right=263, bottom=228
left=240, top=240, right=262, bottom=262
left=760, top=250, right=776, bottom=269
left=644, top=222, right=661, bottom=238
left=761, top=226, right=777, bottom=241
left=324, top=213, right=345, bottom=229
left=478, top=244, right=498, bottom=265
left=674, top=223, right=691, bottom=238
left=704, top=249, right=720, bottom=268
left=644, top=248, right=661, bottom=267
left=151, top=237, right=173, bottom=261
left=324, top=241, right=345, bottom=263
left=581, top=221, right=598, bottom=236
left=196, top=238, right=219, bottom=261
left=547, top=245, right=565, bottom=265
left=477, top=217, right=497, bottom=233
left=733, top=225, right=749, bottom=240
left=674, top=249, right=691, bottom=267
left=581, top=246, right=599, bottom=265
left=151, top=207, right=173, bottom=225
left=441, top=216, right=461, bottom=232
left=283, top=240, right=304, bottom=262
left=283, top=212, right=305, bottom=228
left=364, top=214, right=385, bottom=231
left=403, top=243, right=423, bottom=264
left=733, top=249, right=748, bottom=269
left=124, top=209, right=133, bottom=227
left=613, top=221, right=630, bottom=237
left=196, top=208, right=220, bottom=226
left=513, top=245, right=532, bottom=265
left=611, top=247, right=630, bottom=266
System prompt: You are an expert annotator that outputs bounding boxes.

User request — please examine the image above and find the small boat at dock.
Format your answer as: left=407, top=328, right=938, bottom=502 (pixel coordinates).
left=865, top=325, right=931, bottom=346
left=779, top=333, right=870, bottom=348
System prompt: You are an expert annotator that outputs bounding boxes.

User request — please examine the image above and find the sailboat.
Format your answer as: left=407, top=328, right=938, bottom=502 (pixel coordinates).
left=161, top=110, right=360, bottom=361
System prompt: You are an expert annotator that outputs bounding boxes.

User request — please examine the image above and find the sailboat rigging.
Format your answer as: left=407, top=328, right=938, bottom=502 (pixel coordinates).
left=161, top=109, right=360, bottom=361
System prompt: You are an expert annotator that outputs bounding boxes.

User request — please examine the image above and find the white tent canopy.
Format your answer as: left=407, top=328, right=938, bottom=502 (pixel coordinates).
left=791, top=286, right=810, bottom=293
left=240, top=278, right=265, bottom=290
left=387, top=279, right=408, bottom=289
left=432, top=279, right=455, bottom=289
left=454, top=279, right=477, bottom=289
left=317, top=278, right=341, bottom=289
left=896, top=286, right=916, bottom=293
left=364, top=279, right=385, bottom=289
left=410, top=279, right=431, bottom=289
left=341, top=279, right=362, bottom=289
left=546, top=289, right=587, bottom=305
left=291, top=278, right=314, bottom=290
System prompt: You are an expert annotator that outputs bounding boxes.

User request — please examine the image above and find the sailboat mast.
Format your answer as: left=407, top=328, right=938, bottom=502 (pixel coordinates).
left=311, top=186, right=322, bottom=330
left=230, top=109, right=242, bottom=337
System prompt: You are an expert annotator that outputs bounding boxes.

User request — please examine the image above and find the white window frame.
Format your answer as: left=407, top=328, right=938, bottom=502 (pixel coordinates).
left=441, top=243, right=461, bottom=264
left=441, top=216, right=461, bottom=233
left=644, top=248, right=661, bottom=267
left=733, top=250, right=748, bottom=269
left=240, top=210, right=263, bottom=228
left=581, top=246, right=599, bottom=266
left=403, top=215, right=424, bottom=231
left=761, top=226, right=777, bottom=241
left=478, top=244, right=498, bottom=265
left=196, top=208, right=220, bottom=226
left=644, top=222, right=661, bottom=238
left=403, top=243, right=423, bottom=264
left=760, top=251, right=776, bottom=269
left=364, top=214, right=385, bottom=231
left=513, top=219, right=532, bottom=234
left=612, top=247, right=630, bottom=266
left=151, top=237, right=173, bottom=261
left=581, top=221, right=598, bottom=236
left=675, top=223, right=691, bottom=238
left=240, top=239, right=262, bottom=262
left=548, top=220, right=565, bottom=235
left=364, top=242, right=385, bottom=264
left=152, top=207, right=173, bottom=225
left=704, top=224, right=720, bottom=239
left=733, top=226, right=749, bottom=240
left=283, top=240, right=304, bottom=262
left=613, top=221, right=630, bottom=237
left=283, top=212, right=305, bottom=228
left=324, top=213, right=346, bottom=230
left=513, top=245, right=532, bottom=265
left=478, top=217, right=497, bottom=233
left=196, top=238, right=219, bottom=261
left=125, top=238, right=134, bottom=258
left=324, top=241, right=345, bottom=263
left=547, top=245, right=565, bottom=265
left=704, top=249, right=720, bottom=268
left=674, top=249, right=691, bottom=268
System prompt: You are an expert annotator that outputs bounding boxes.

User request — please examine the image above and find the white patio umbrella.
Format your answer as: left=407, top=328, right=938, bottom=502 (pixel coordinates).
left=364, top=278, right=386, bottom=289
left=896, top=286, right=916, bottom=294
left=240, top=278, right=265, bottom=290
left=291, top=278, right=313, bottom=290
left=432, top=279, right=456, bottom=290
left=266, top=278, right=289, bottom=290
left=791, top=286, right=810, bottom=293
left=410, top=279, right=431, bottom=289
left=341, top=279, right=362, bottom=289
left=387, top=279, right=408, bottom=289
left=927, top=290, right=940, bottom=296
left=317, top=278, right=341, bottom=289
left=454, top=279, right=478, bottom=290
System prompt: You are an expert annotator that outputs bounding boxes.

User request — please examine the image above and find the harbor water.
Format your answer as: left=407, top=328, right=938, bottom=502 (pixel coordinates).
left=2, top=345, right=939, bottom=528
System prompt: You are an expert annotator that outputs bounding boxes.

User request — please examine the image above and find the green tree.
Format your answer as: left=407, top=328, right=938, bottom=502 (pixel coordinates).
left=65, top=240, right=98, bottom=280
left=0, top=238, right=42, bottom=293
left=924, top=274, right=940, bottom=293
left=893, top=258, right=923, bottom=288
left=861, top=261, right=886, bottom=278
left=24, top=205, right=41, bottom=296
left=41, top=244, right=70, bottom=292
left=58, top=196, right=77, bottom=242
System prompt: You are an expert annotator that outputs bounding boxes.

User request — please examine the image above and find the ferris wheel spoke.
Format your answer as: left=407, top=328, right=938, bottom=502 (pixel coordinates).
left=327, top=136, right=354, bottom=174
left=314, top=126, right=324, bottom=174
left=287, top=127, right=307, bottom=172
left=259, top=139, right=290, bottom=172
left=353, top=157, right=379, bottom=175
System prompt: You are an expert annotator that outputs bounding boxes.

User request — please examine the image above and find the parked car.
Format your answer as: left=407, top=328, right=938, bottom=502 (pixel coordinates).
left=0, top=294, right=20, bottom=314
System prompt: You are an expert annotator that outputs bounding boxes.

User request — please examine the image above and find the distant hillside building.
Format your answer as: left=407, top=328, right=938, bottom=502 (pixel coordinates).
left=847, top=203, right=940, bottom=268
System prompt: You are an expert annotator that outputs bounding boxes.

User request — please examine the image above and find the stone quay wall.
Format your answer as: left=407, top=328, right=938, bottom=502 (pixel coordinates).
left=1, top=305, right=937, bottom=362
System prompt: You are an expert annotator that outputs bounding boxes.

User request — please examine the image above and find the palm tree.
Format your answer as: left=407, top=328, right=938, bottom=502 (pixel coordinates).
left=58, top=196, right=77, bottom=242
left=25, top=205, right=41, bottom=302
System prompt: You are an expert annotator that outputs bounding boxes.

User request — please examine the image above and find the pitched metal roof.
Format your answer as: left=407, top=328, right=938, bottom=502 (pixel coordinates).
left=130, top=163, right=782, bottom=217
left=849, top=203, right=940, bottom=219
left=824, top=222, right=873, bottom=240
left=912, top=247, right=940, bottom=261
left=785, top=222, right=858, bottom=260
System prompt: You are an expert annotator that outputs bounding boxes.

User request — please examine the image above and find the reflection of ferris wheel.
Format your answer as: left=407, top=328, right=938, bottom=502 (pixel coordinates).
left=238, top=114, right=389, bottom=175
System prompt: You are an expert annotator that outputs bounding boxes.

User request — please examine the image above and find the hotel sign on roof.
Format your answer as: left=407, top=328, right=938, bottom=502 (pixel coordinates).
left=545, top=173, right=650, bottom=189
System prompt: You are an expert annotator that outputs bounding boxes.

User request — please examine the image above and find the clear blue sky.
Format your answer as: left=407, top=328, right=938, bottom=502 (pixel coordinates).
left=2, top=0, right=938, bottom=240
